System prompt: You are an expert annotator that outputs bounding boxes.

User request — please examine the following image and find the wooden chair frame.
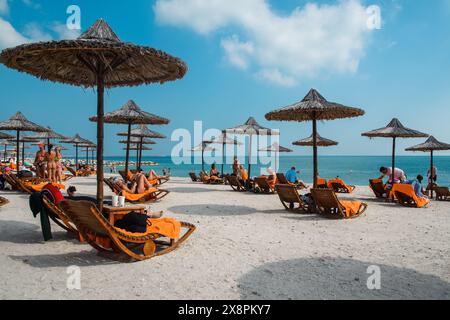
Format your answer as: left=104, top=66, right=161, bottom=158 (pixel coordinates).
left=275, top=184, right=311, bottom=213
left=311, top=188, right=367, bottom=219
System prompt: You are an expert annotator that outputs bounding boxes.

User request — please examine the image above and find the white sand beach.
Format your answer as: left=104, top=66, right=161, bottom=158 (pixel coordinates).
left=1, top=176, right=449, bottom=300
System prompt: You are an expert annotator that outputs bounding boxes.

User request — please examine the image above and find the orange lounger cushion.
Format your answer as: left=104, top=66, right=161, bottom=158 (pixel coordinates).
left=121, top=187, right=158, bottom=202
left=26, top=182, right=65, bottom=192
left=148, top=178, right=158, bottom=185
left=392, top=184, right=430, bottom=208
left=340, top=200, right=363, bottom=218
left=328, top=178, right=354, bottom=193
left=316, top=177, right=327, bottom=186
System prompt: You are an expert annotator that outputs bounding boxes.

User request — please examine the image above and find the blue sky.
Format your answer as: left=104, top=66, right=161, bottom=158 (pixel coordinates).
left=1, top=0, right=450, bottom=157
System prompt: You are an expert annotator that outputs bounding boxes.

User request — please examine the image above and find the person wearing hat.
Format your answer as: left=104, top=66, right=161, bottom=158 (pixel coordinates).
left=34, top=143, right=47, bottom=178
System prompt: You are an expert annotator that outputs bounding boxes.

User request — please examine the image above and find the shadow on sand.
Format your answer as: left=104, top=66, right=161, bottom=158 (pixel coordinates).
left=238, top=256, right=450, bottom=299
left=168, top=187, right=218, bottom=194
left=167, top=204, right=258, bottom=216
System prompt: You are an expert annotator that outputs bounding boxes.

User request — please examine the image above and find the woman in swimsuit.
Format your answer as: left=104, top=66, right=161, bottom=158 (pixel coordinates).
left=34, top=144, right=47, bottom=178
left=46, top=144, right=57, bottom=182
left=55, top=146, right=63, bottom=183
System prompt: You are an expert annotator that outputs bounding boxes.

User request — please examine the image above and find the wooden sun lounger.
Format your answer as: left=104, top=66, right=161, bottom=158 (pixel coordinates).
left=60, top=200, right=196, bottom=262
left=393, top=184, right=430, bottom=208
left=328, top=178, right=355, bottom=194
left=0, top=196, right=9, bottom=207
left=435, top=186, right=450, bottom=201
left=276, top=173, right=307, bottom=190
left=254, top=177, right=275, bottom=193
left=103, top=178, right=169, bottom=203
left=42, top=195, right=80, bottom=237
left=224, top=175, right=247, bottom=192
left=200, top=172, right=223, bottom=184
left=275, top=184, right=312, bottom=213
left=311, top=188, right=367, bottom=219
left=369, top=179, right=388, bottom=198
left=189, top=172, right=200, bottom=182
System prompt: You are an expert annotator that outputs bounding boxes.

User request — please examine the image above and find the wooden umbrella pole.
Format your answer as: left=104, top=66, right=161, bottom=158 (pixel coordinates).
left=21, top=141, right=25, bottom=165
left=201, top=144, right=205, bottom=172
left=75, top=144, right=78, bottom=170
left=136, top=146, right=139, bottom=170
left=248, top=134, right=252, bottom=178
left=16, top=130, right=20, bottom=167
left=391, top=137, right=396, bottom=184
left=3, top=145, right=6, bottom=162
left=47, top=138, right=50, bottom=152
left=139, top=137, right=143, bottom=169
left=96, top=66, right=105, bottom=210
left=312, top=115, right=318, bottom=189
left=86, top=147, right=89, bottom=163
left=221, top=131, right=226, bottom=177
left=430, top=150, right=434, bottom=199
left=124, top=123, right=131, bottom=182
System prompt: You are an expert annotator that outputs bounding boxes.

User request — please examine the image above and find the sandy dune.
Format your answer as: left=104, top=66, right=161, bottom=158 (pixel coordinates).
left=0, top=176, right=449, bottom=300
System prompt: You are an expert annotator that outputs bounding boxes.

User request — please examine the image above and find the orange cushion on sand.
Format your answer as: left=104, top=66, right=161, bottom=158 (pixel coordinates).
left=340, top=200, right=362, bottom=218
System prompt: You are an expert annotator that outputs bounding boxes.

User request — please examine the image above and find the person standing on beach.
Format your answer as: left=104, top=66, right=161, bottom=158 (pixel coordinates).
left=55, top=146, right=63, bottom=184
left=232, top=157, right=240, bottom=176
left=45, top=144, right=57, bottom=182
left=34, top=144, right=47, bottom=178
left=427, top=165, right=437, bottom=188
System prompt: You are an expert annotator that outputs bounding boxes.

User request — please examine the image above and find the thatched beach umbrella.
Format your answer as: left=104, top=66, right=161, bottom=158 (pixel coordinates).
left=0, top=19, right=187, bottom=209
left=225, top=117, right=279, bottom=177
left=0, top=112, right=49, bottom=166
left=90, top=100, right=168, bottom=181
left=293, top=133, right=338, bottom=147
left=8, top=135, right=40, bottom=165
left=258, top=142, right=292, bottom=172
left=0, top=132, right=13, bottom=140
left=406, top=136, right=450, bottom=198
left=191, top=142, right=217, bottom=172
left=362, top=118, right=428, bottom=183
left=118, top=137, right=156, bottom=169
left=63, top=134, right=92, bottom=170
left=118, top=125, right=166, bottom=170
left=28, top=127, right=67, bottom=152
left=78, top=141, right=96, bottom=165
left=265, top=89, right=364, bottom=188
left=206, top=134, right=242, bottom=176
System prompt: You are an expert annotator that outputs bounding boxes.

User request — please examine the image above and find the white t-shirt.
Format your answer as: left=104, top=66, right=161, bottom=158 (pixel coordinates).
left=385, top=167, right=406, bottom=182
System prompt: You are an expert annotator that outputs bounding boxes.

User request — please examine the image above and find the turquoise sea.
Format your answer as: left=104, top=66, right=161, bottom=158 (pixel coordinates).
left=103, top=155, right=450, bottom=187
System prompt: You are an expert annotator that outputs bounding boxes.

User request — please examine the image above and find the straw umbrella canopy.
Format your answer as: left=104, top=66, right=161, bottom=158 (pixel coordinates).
left=78, top=141, right=96, bottom=165
left=28, top=127, right=68, bottom=152
left=118, top=137, right=156, bottom=169
left=0, top=19, right=187, bottom=209
left=118, top=125, right=166, bottom=170
left=0, top=139, right=13, bottom=162
left=225, top=117, right=279, bottom=177
left=7, top=135, right=40, bottom=164
left=62, top=134, right=92, bottom=169
left=362, top=118, right=428, bottom=183
left=206, top=134, right=243, bottom=176
left=258, top=142, right=292, bottom=172
left=265, top=89, right=364, bottom=187
left=293, top=133, right=338, bottom=147
left=125, top=145, right=152, bottom=151
left=406, top=136, right=450, bottom=198
left=0, top=112, right=49, bottom=166
left=0, top=132, right=13, bottom=139
left=190, top=142, right=217, bottom=172
left=90, top=99, right=169, bottom=180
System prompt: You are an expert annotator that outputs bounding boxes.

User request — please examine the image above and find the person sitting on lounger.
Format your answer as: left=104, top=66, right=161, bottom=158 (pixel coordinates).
left=210, top=163, right=219, bottom=178
left=238, top=165, right=250, bottom=189
left=285, top=167, right=308, bottom=189
left=379, top=166, right=406, bottom=185
left=413, top=175, right=427, bottom=198
left=232, top=157, right=240, bottom=176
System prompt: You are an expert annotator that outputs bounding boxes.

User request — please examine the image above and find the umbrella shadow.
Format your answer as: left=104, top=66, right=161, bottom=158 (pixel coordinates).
left=9, top=250, right=118, bottom=268
left=167, top=204, right=258, bottom=216
left=238, top=256, right=450, bottom=300
left=168, top=187, right=217, bottom=193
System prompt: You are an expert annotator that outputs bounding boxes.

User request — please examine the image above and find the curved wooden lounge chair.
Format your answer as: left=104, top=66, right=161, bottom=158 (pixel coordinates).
left=435, top=186, right=450, bottom=201
left=276, top=173, right=307, bottom=190
left=66, top=167, right=78, bottom=177
left=200, top=172, right=222, bottom=184
left=60, top=200, right=196, bottom=262
left=254, top=176, right=275, bottom=193
left=328, top=178, right=355, bottom=194
left=311, top=188, right=367, bottom=219
left=3, top=173, right=20, bottom=191
left=393, top=184, right=430, bottom=208
left=369, top=179, right=387, bottom=199
left=275, top=184, right=312, bottom=214
left=0, top=196, right=9, bottom=207
left=224, top=175, right=246, bottom=192
left=189, top=172, right=200, bottom=182
left=103, top=178, right=169, bottom=203
left=42, top=195, right=80, bottom=237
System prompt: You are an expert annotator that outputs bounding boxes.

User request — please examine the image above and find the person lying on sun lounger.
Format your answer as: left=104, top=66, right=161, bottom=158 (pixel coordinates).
left=115, top=173, right=153, bottom=194
left=267, top=167, right=277, bottom=190
left=238, top=165, right=251, bottom=189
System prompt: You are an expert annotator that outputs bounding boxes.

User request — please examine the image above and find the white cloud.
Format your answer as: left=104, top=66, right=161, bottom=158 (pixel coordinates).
left=154, top=0, right=373, bottom=86
left=0, top=19, right=52, bottom=49
left=0, top=0, right=9, bottom=15
left=51, top=22, right=81, bottom=40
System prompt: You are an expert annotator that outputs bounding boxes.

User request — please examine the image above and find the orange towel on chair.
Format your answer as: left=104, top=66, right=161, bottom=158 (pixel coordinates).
left=121, top=188, right=158, bottom=202
left=328, top=178, right=353, bottom=193
left=391, top=184, right=430, bottom=208
left=116, top=217, right=181, bottom=239
left=26, top=182, right=65, bottom=192
left=340, top=200, right=362, bottom=218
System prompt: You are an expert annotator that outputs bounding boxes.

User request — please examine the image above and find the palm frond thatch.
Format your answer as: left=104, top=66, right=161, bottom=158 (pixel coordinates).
left=293, top=133, right=338, bottom=147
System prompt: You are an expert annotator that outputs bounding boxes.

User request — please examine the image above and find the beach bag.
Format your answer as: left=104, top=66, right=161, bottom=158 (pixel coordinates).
left=114, top=211, right=147, bottom=233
